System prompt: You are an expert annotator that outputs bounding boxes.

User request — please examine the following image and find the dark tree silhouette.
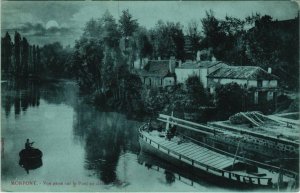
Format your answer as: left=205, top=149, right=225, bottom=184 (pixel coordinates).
left=1, top=32, right=13, bottom=74
left=21, top=37, right=29, bottom=77
left=14, top=31, right=22, bottom=76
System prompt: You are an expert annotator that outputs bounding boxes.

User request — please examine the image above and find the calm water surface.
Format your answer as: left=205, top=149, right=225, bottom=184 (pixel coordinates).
left=1, top=80, right=226, bottom=192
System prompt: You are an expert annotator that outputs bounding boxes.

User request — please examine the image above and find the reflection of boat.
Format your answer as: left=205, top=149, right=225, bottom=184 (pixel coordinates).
left=138, top=114, right=298, bottom=190
left=19, top=149, right=43, bottom=173
left=138, top=152, right=217, bottom=189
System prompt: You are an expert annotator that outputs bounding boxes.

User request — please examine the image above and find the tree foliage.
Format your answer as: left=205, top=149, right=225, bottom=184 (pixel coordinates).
left=186, top=76, right=208, bottom=106
left=215, top=83, right=246, bottom=118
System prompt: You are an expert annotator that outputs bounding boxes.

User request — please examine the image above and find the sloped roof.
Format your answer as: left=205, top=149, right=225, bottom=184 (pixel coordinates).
left=177, top=60, right=225, bottom=69
left=207, top=66, right=279, bottom=80
left=138, top=60, right=170, bottom=77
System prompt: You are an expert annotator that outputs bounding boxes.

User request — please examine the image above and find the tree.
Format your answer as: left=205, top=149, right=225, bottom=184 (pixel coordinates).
left=150, top=21, right=185, bottom=60
left=21, top=37, right=29, bottom=76
left=14, top=31, right=22, bottom=76
left=136, top=27, right=153, bottom=59
left=32, top=45, right=36, bottom=74
left=201, top=10, right=223, bottom=50
left=1, top=32, right=13, bottom=73
left=36, top=46, right=41, bottom=74
left=215, top=82, right=246, bottom=118
left=83, top=18, right=101, bottom=38
left=184, top=76, right=208, bottom=112
left=102, top=11, right=121, bottom=50
left=186, top=20, right=201, bottom=59
left=118, top=9, right=138, bottom=38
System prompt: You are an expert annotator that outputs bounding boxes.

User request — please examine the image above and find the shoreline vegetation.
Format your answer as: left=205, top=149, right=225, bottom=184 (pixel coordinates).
left=2, top=10, right=299, bottom=122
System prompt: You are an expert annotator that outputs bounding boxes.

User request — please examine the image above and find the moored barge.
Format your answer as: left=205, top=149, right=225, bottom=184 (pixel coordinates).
left=138, top=114, right=298, bottom=190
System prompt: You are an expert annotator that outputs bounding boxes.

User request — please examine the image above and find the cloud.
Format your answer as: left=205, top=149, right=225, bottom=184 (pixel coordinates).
left=13, top=22, right=72, bottom=36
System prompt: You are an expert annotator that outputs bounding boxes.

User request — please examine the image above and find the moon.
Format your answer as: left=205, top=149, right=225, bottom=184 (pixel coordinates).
left=46, top=20, right=59, bottom=29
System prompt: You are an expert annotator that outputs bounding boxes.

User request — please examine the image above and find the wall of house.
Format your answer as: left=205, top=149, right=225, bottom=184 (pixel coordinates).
left=248, top=80, right=257, bottom=88
left=219, top=78, right=247, bottom=86
left=175, top=68, right=200, bottom=84
left=199, top=68, right=208, bottom=88
left=144, top=77, right=164, bottom=87
left=262, top=80, right=278, bottom=88
left=269, top=80, right=278, bottom=87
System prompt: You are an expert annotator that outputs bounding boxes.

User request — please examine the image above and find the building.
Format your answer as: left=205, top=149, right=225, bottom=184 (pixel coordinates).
left=175, top=60, right=227, bottom=88
left=207, top=66, right=279, bottom=104
left=135, top=58, right=176, bottom=87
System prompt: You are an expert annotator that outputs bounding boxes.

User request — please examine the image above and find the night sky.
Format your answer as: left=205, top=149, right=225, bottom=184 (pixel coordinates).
left=1, top=1, right=298, bottom=46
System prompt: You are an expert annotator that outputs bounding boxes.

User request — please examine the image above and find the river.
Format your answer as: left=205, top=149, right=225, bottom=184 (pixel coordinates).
left=1, top=80, right=226, bottom=192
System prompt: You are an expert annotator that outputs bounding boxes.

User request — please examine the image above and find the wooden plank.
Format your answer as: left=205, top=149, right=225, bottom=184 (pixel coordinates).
left=208, top=156, right=232, bottom=167
left=194, top=151, right=216, bottom=162
left=180, top=144, right=202, bottom=155
left=183, top=146, right=206, bottom=157
left=190, top=147, right=212, bottom=157
left=193, top=148, right=214, bottom=158
left=200, top=154, right=224, bottom=166
left=214, top=160, right=234, bottom=169
left=172, top=143, right=196, bottom=153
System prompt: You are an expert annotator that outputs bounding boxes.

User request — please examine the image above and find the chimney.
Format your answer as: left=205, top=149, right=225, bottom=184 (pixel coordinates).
left=196, top=50, right=201, bottom=61
left=268, top=67, right=272, bottom=74
left=211, top=55, right=216, bottom=62
left=158, top=56, right=161, bottom=61
left=169, top=56, right=176, bottom=73
left=179, top=60, right=182, bottom=67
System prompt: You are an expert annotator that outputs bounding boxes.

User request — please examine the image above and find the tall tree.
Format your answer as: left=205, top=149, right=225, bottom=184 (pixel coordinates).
left=136, top=27, right=153, bottom=59
left=185, top=76, right=208, bottom=106
left=21, top=37, right=29, bottom=76
left=102, top=11, right=121, bottom=50
left=32, top=45, right=36, bottom=74
left=14, top=31, right=21, bottom=76
left=1, top=32, right=13, bottom=73
left=118, top=9, right=138, bottom=38
left=186, top=20, right=201, bottom=59
left=150, top=21, right=185, bottom=60
left=200, top=10, right=226, bottom=59
left=36, top=45, right=41, bottom=74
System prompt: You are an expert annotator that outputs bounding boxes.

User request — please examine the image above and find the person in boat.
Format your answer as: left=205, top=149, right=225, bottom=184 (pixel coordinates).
left=167, top=125, right=177, bottom=140
left=25, top=139, right=34, bottom=150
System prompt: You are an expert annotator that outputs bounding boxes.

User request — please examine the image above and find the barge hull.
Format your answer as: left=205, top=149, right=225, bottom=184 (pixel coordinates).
left=139, top=137, right=272, bottom=190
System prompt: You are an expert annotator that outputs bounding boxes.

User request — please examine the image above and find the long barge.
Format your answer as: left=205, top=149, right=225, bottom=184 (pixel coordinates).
left=138, top=114, right=298, bottom=190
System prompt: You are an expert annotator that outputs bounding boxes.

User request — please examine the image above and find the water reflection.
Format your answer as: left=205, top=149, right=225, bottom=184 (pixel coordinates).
left=2, top=80, right=40, bottom=118
left=73, top=102, right=141, bottom=184
left=138, top=152, right=230, bottom=190
left=1, top=80, right=218, bottom=191
left=19, top=157, right=43, bottom=174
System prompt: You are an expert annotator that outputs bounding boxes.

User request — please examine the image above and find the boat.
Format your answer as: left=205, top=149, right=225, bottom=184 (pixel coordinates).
left=19, top=148, right=43, bottom=172
left=138, top=114, right=298, bottom=190
left=19, top=148, right=43, bottom=160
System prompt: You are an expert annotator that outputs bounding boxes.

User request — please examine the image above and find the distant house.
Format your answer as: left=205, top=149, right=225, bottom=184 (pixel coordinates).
left=175, top=60, right=227, bottom=88
left=135, top=58, right=176, bottom=87
left=207, top=66, right=279, bottom=104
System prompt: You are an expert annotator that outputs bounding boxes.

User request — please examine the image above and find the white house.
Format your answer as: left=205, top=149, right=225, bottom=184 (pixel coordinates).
left=175, top=60, right=227, bottom=88
left=207, top=66, right=279, bottom=103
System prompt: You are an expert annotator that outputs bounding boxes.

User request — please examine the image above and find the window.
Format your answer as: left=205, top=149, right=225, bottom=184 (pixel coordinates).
left=267, top=91, right=273, bottom=101
left=257, top=80, right=262, bottom=88
left=254, top=91, right=258, bottom=104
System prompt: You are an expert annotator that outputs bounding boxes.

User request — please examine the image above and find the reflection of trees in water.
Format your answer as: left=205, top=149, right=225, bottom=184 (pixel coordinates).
left=40, top=81, right=78, bottom=106
left=2, top=80, right=40, bottom=118
left=73, top=103, right=141, bottom=184
left=165, top=170, right=175, bottom=184
left=2, top=80, right=78, bottom=118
